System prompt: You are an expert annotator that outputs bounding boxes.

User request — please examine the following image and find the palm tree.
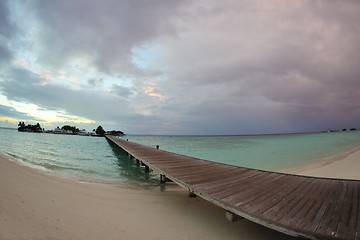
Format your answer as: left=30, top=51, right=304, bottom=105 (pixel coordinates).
left=18, top=122, right=26, bottom=131
left=35, top=123, right=42, bottom=132
left=95, top=125, right=105, bottom=136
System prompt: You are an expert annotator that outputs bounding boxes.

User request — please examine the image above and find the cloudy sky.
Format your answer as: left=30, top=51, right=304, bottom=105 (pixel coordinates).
left=0, top=0, right=359, bottom=135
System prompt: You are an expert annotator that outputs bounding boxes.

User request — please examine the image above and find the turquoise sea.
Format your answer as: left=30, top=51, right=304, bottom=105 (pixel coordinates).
left=1, top=127, right=360, bottom=184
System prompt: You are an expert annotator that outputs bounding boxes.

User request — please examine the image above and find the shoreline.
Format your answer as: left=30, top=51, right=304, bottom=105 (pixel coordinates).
left=286, top=145, right=360, bottom=180
left=1, top=143, right=359, bottom=239
left=0, top=153, right=295, bottom=240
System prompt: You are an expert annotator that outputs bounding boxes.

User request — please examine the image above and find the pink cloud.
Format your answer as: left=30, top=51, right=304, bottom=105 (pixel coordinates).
left=13, top=58, right=31, bottom=69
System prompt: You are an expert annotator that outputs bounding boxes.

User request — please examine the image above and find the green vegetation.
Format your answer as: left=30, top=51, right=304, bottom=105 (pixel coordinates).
left=95, top=125, right=105, bottom=136
left=108, top=130, right=124, bottom=136
left=17, top=122, right=125, bottom=137
left=61, top=125, right=80, bottom=133
left=94, top=126, right=125, bottom=136
left=18, top=122, right=43, bottom=132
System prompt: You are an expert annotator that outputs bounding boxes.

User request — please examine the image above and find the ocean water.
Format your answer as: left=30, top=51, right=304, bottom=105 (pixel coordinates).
left=0, top=128, right=157, bottom=184
left=1, top=128, right=360, bottom=184
left=124, top=132, right=360, bottom=170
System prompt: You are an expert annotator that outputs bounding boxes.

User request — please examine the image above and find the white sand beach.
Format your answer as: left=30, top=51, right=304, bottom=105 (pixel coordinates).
left=1, top=146, right=359, bottom=240
left=0, top=153, right=296, bottom=240
left=290, top=146, right=360, bottom=180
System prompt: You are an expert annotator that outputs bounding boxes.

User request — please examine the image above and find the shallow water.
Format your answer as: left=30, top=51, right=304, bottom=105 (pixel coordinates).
left=123, top=131, right=360, bottom=170
left=1, top=128, right=359, bottom=183
left=0, top=128, right=158, bottom=184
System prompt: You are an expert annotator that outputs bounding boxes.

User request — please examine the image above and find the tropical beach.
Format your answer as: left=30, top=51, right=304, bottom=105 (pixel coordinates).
left=1, top=0, right=360, bottom=239
left=0, top=153, right=298, bottom=240
left=1, top=138, right=359, bottom=240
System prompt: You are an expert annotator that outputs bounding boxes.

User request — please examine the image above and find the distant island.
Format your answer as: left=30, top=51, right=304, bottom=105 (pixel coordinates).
left=17, top=122, right=124, bottom=137
left=18, top=122, right=43, bottom=132
left=325, top=128, right=357, bottom=133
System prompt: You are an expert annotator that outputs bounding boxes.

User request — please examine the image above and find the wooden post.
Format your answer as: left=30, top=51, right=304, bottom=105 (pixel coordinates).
left=160, top=174, right=173, bottom=183
left=136, top=159, right=140, bottom=166
left=160, top=174, right=165, bottom=183
left=145, top=165, right=150, bottom=173
left=225, top=211, right=239, bottom=222
left=188, top=190, right=196, bottom=198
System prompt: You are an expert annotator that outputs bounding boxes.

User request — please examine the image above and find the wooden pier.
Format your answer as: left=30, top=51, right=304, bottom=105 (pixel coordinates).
left=106, top=136, right=360, bottom=240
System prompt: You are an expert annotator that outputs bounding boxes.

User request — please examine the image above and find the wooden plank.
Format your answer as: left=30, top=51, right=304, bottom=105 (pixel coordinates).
left=292, top=179, right=329, bottom=231
left=301, top=180, right=335, bottom=235
left=257, top=179, right=309, bottom=224
left=276, top=179, right=320, bottom=227
left=254, top=177, right=311, bottom=222
left=334, top=182, right=357, bottom=239
left=182, top=167, right=244, bottom=185
left=313, top=180, right=344, bottom=237
left=322, top=181, right=348, bottom=237
left=255, top=176, right=307, bottom=218
left=221, top=173, right=286, bottom=206
left=231, top=175, right=294, bottom=216
left=193, top=168, right=251, bottom=190
left=355, top=183, right=360, bottom=240
left=160, top=164, right=217, bottom=175
left=205, top=171, right=266, bottom=198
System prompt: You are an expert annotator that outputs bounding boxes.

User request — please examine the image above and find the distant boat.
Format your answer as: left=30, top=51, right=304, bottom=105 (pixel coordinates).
left=78, top=129, right=90, bottom=136
left=53, top=127, right=67, bottom=134
left=53, top=127, right=76, bottom=135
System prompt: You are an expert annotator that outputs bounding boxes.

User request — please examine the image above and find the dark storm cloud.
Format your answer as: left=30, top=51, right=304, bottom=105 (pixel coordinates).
left=0, top=1, right=14, bottom=64
left=87, top=78, right=104, bottom=87
left=111, top=85, right=134, bottom=98
left=0, top=1, right=13, bottom=38
left=1, top=0, right=360, bottom=134
left=31, top=0, right=187, bottom=75
left=0, top=45, right=12, bottom=65
left=151, top=0, right=360, bottom=133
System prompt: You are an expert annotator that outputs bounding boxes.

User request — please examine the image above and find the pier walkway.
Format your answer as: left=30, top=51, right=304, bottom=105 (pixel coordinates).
left=106, top=136, right=360, bottom=240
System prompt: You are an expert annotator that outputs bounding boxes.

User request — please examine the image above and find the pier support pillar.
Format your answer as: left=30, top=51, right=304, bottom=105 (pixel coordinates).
left=188, top=190, right=196, bottom=198
left=225, top=211, right=240, bottom=222
left=145, top=165, right=150, bottom=173
left=160, top=174, right=166, bottom=184
left=160, top=174, right=173, bottom=183
left=136, top=159, right=140, bottom=166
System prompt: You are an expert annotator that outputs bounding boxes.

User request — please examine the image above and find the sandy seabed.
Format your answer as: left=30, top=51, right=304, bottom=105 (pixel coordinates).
left=1, top=147, right=359, bottom=240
